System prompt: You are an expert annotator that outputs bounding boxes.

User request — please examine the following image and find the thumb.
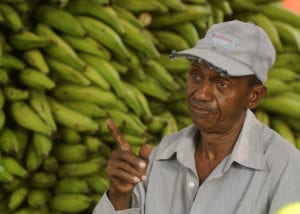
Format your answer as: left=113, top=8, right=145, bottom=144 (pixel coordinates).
left=139, top=144, right=152, bottom=162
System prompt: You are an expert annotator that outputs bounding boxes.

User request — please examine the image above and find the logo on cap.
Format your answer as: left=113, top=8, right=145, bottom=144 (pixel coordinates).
left=205, top=32, right=239, bottom=50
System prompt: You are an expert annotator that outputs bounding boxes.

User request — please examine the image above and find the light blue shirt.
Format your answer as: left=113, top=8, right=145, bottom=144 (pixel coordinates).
left=94, top=110, right=300, bottom=214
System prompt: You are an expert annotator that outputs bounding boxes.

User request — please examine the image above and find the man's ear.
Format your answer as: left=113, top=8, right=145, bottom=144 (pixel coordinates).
left=246, top=85, right=267, bottom=109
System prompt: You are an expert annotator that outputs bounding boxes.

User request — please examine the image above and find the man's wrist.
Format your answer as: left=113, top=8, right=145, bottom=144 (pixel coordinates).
left=107, top=188, right=132, bottom=210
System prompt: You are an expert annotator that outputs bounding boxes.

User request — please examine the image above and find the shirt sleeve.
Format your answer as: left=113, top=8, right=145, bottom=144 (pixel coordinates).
left=268, top=159, right=300, bottom=214
left=92, top=191, right=142, bottom=214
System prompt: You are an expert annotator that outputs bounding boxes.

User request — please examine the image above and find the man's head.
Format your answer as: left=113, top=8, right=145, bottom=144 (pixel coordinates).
left=171, top=20, right=276, bottom=83
left=171, top=20, right=276, bottom=132
left=185, top=60, right=266, bottom=133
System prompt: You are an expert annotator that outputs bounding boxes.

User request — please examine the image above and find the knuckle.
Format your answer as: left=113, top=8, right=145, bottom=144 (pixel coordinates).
left=118, top=161, right=135, bottom=174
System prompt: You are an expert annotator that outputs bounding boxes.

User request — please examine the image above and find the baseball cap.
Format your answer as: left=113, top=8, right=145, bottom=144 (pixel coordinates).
left=170, top=20, right=276, bottom=83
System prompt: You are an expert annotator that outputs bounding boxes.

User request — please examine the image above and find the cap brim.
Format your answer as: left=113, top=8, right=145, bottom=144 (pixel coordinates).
left=174, top=48, right=254, bottom=77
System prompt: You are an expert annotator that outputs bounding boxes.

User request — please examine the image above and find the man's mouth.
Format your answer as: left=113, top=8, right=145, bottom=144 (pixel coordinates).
left=189, top=103, right=216, bottom=115
left=191, top=106, right=213, bottom=115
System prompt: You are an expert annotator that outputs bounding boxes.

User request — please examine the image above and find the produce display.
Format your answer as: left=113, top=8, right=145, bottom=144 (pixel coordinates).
left=0, top=0, right=299, bottom=213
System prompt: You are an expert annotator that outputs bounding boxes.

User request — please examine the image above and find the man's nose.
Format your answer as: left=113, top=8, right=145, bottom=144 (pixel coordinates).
left=193, top=82, right=214, bottom=102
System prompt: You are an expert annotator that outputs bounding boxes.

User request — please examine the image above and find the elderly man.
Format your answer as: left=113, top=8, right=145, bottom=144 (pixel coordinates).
left=93, top=20, right=300, bottom=214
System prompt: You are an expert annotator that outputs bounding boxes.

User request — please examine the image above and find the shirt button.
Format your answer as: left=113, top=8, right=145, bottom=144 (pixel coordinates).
left=188, top=181, right=195, bottom=188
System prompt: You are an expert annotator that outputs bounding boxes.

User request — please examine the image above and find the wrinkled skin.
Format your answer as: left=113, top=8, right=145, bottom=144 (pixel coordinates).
left=186, top=61, right=265, bottom=134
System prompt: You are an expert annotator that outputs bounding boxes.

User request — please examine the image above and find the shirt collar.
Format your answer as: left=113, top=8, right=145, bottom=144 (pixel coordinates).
left=155, top=125, right=198, bottom=161
left=228, top=110, right=267, bottom=170
left=155, top=125, right=198, bottom=173
left=155, top=110, right=267, bottom=171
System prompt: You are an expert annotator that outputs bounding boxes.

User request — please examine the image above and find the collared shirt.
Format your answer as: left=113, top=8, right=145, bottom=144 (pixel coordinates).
left=93, top=110, right=300, bottom=214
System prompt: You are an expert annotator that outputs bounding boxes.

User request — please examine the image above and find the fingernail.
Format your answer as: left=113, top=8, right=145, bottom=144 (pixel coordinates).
left=139, top=161, right=146, bottom=169
left=133, top=176, right=140, bottom=183
left=141, top=175, right=147, bottom=181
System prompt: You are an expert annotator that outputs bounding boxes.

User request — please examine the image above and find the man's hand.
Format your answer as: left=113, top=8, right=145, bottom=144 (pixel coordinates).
left=105, top=118, right=152, bottom=210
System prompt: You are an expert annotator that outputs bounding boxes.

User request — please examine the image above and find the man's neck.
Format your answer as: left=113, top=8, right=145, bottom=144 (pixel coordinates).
left=195, top=112, right=246, bottom=161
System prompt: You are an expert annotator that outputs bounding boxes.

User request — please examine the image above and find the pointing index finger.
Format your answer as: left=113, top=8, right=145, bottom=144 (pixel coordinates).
left=106, top=118, right=130, bottom=151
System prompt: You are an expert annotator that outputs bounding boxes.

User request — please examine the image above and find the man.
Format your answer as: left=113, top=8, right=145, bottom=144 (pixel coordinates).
left=93, top=20, right=300, bottom=214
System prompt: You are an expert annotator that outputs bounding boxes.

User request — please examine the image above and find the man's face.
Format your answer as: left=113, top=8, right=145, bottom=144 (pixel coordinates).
left=186, top=61, right=254, bottom=133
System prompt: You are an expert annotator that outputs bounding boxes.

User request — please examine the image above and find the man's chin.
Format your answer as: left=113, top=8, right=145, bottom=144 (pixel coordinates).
left=192, top=119, right=218, bottom=131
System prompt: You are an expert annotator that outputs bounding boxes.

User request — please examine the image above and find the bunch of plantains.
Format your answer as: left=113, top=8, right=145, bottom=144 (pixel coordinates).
left=228, top=0, right=300, bottom=148
left=0, top=0, right=299, bottom=213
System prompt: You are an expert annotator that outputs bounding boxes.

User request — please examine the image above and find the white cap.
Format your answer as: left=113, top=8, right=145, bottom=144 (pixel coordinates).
left=170, top=20, right=276, bottom=83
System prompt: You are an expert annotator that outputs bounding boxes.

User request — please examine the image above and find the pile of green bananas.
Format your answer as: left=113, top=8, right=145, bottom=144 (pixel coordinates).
left=227, top=0, right=300, bottom=149
left=0, top=0, right=298, bottom=213
left=0, top=0, right=211, bottom=213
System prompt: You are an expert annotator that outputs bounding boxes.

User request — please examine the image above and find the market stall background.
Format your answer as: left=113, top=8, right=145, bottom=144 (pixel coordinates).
left=0, top=0, right=299, bottom=213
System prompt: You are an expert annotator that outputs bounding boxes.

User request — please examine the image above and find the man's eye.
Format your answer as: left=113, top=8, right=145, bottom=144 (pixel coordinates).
left=191, top=74, right=202, bottom=81
left=217, top=81, right=228, bottom=88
